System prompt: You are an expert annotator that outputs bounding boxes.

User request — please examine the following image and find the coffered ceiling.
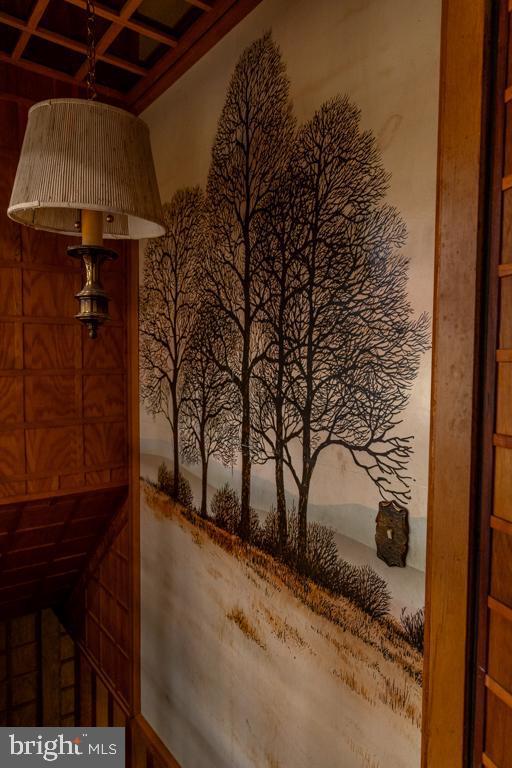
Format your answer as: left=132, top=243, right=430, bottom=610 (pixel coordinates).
left=0, top=0, right=261, bottom=112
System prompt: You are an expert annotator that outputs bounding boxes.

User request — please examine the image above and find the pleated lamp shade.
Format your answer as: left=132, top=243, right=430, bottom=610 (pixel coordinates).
left=7, top=98, right=165, bottom=240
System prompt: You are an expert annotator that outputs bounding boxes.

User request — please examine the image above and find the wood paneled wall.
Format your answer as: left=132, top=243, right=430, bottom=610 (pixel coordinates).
left=0, top=609, right=76, bottom=727
left=473, top=1, right=512, bottom=765
left=65, top=502, right=133, bottom=711
left=0, top=487, right=127, bottom=618
left=76, top=651, right=128, bottom=729
left=0, top=76, right=129, bottom=501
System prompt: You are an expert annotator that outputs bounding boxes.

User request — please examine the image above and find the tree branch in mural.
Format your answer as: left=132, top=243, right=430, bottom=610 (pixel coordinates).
left=141, top=32, right=429, bottom=571
left=180, top=309, right=240, bottom=517
left=204, top=31, right=296, bottom=540
left=140, top=188, right=204, bottom=498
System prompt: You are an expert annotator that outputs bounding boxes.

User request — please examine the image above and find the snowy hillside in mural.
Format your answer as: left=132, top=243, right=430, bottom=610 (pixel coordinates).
left=140, top=452, right=426, bottom=617
left=141, top=485, right=422, bottom=768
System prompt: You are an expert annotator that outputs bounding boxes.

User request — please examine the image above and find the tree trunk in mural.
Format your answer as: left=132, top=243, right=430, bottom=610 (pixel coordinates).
left=205, top=33, right=295, bottom=540
left=171, top=383, right=180, bottom=498
left=200, top=442, right=208, bottom=519
left=140, top=188, right=205, bottom=496
left=180, top=308, right=239, bottom=518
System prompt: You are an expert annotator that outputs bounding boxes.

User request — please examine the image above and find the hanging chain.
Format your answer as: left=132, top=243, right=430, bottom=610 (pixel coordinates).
left=85, top=0, right=97, bottom=100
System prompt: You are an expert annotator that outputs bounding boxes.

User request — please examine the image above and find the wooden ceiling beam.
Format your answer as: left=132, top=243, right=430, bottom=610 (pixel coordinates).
left=0, top=50, right=125, bottom=101
left=0, top=11, right=145, bottom=76
left=128, top=0, right=263, bottom=113
left=74, top=0, right=148, bottom=82
left=12, top=0, right=51, bottom=61
left=186, top=0, right=213, bottom=10
left=63, top=0, right=177, bottom=47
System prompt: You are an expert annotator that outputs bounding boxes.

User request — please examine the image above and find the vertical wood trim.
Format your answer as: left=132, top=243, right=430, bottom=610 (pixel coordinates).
left=131, top=714, right=181, bottom=768
left=128, top=242, right=141, bottom=714
left=422, top=0, right=489, bottom=765
left=473, top=2, right=508, bottom=763
left=41, top=609, right=62, bottom=725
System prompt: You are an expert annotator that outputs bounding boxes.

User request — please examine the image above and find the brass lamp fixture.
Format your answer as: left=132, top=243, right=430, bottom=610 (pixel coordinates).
left=7, top=0, right=164, bottom=338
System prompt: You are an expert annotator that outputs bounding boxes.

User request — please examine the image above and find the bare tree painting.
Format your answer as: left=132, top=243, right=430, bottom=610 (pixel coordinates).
left=180, top=309, right=240, bottom=517
left=204, top=32, right=295, bottom=540
left=140, top=27, right=434, bottom=768
left=140, top=187, right=205, bottom=498
left=141, top=34, right=429, bottom=570
left=271, top=97, right=429, bottom=569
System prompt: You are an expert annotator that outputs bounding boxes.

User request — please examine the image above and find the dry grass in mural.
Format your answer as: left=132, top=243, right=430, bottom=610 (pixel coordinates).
left=262, top=607, right=306, bottom=649
left=144, top=482, right=423, bottom=729
left=332, top=667, right=373, bottom=704
left=347, top=739, right=381, bottom=768
left=227, top=607, right=266, bottom=650
left=378, top=675, right=420, bottom=728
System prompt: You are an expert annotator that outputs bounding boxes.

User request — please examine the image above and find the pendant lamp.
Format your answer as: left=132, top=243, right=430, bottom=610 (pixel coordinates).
left=7, top=1, right=164, bottom=338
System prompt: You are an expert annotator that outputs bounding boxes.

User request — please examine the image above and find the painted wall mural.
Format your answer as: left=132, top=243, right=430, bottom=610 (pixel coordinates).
left=139, top=2, right=441, bottom=766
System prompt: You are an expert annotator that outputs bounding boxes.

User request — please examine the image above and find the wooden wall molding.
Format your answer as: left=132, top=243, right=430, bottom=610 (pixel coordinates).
left=422, top=0, right=489, bottom=765
left=131, top=714, right=181, bottom=768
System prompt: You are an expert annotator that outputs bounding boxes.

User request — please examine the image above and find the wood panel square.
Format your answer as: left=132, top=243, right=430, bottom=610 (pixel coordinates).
left=491, top=530, right=512, bottom=608
left=488, top=610, right=512, bottom=694
left=83, top=374, right=125, bottom=418
left=0, top=481, right=25, bottom=498
left=11, top=671, right=37, bottom=708
left=0, top=506, right=19, bottom=534
left=13, top=524, right=61, bottom=550
left=18, top=499, right=74, bottom=530
left=10, top=702, right=37, bottom=727
left=0, top=102, right=19, bottom=151
left=494, top=447, right=512, bottom=522
left=485, top=690, right=512, bottom=768
left=0, top=153, right=20, bottom=263
left=24, top=324, right=80, bottom=370
left=85, top=470, right=110, bottom=485
left=65, top=515, right=106, bottom=541
left=102, top=271, right=125, bottom=321
left=59, top=473, right=85, bottom=491
left=0, top=376, right=22, bottom=424
left=25, top=374, right=79, bottom=422
left=10, top=642, right=37, bottom=676
left=2, top=545, right=53, bottom=570
left=21, top=228, right=72, bottom=269
left=84, top=422, right=126, bottom=467
left=0, top=268, right=21, bottom=315
left=82, top=326, right=124, bottom=370
left=23, top=270, right=79, bottom=318
left=497, top=363, right=512, bottom=435
left=10, top=613, right=36, bottom=646
left=502, top=189, right=512, bottom=265
left=26, top=477, right=59, bottom=494
left=0, top=430, right=25, bottom=479
left=0, top=323, right=17, bottom=369
left=2, top=566, right=45, bottom=589
left=500, top=276, right=512, bottom=349
left=26, top=426, right=80, bottom=474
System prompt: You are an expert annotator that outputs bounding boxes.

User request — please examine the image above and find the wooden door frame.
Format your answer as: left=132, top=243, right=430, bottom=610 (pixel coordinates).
left=422, top=0, right=492, bottom=765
